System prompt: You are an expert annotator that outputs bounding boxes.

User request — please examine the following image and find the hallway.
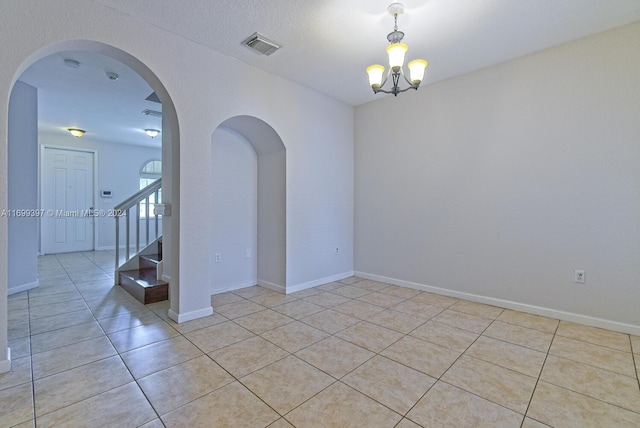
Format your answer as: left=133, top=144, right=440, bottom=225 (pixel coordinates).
left=2, top=251, right=640, bottom=427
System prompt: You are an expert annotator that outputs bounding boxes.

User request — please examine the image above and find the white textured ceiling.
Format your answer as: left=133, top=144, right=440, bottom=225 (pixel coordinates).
left=17, top=0, right=640, bottom=146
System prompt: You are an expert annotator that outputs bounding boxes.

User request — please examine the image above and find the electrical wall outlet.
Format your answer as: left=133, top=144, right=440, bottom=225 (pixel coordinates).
left=215, top=253, right=222, bottom=263
left=574, top=270, right=585, bottom=283
left=335, top=247, right=339, bottom=255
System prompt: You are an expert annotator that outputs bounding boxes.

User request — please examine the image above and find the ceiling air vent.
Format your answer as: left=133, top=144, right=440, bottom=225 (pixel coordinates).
left=242, top=32, right=281, bottom=56
left=142, top=109, right=162, bottom=117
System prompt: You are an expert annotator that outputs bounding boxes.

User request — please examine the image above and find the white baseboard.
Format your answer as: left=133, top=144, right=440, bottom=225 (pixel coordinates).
left=355, top=271, right=640, bottom=336
left=168, top=306, right=213, bottom=323
left=161, top=274, right=171, bottom=283
left=257, top=279, right=285, bottom=294
left=0, top=348, right=11, bottom=374
left=8, top=280, right=39, bottom=295
left=211, top=280, right=258, bottom=295
left=286, top=271, right=354, bottom=294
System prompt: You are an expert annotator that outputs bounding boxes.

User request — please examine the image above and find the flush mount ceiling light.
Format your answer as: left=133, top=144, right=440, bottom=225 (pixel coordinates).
left=67, top=128, right=85, bottom=137
left=366, top=3, right=428, bottom=96
left=144, top=129, right=160, bottom=138
left=106, top=71, right=119, bottom=81
left=64, top=59, right=80, bottom=69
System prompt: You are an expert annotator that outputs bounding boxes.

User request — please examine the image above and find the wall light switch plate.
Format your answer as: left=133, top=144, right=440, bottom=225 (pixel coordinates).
left=574, top=270, right=585, bottom=284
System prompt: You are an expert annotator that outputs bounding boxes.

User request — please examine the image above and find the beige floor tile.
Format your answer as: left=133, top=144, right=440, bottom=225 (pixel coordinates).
left=209, top=336, right=289, bottom=378
left=338, top=276, right=364, bottom=285
left=9, top=309, right=29, bottom=325
left=303, top=292, right=351, bottom=308
left=8, top=298, right=29, bottom=312
left=330, top=284, right=373, bottom=299
left=392, top=300, right=445, bottom=319
left=367, top=309, right=427, bottom=334
left=630, top=335, right=640, bottom=355
left=483, top=320, right=553, bottom=352
left=185, top=321, right=255, bottom=353
left=410, top=320, right=478, bottom=352
left=300, top=309, right=360, bottom=334
left=407, top=381, right=523, bottom=428
left=287, top=287, right=322, bottom=299
left=139, top=419, right=165, bottom=428
left=332, top=299, right=385, bottom=320
left=240, top=355, right=334, bottom=415
left=211, top=291, right=244, bottom=307
left=381, top=335, right=461, bottom=378
left=556, top=320, right=631, bottom=352
left=395, top=418, right=421, bottom=428
left=32, top=336, right=116, bottom=379
left=8, top=321, right=30, bottom=340
left=0, top=383, right=33, bottom=427
left=441, top=355, right=537, bottom=414
left=432, top=309, right=493, bottom=334
left=295, top=336, right=374, bottom=379
left=336, top=321, right=403, bottom=353
left=0, top=356, right=31, bottom=391
left=121, top=335, right=204, bottom=379
left=285, top=382, right=402, bottom=427
left=315, top=282, right=341, bottom=292
left=139, top=355, right=234, bottom=415
left=261, top=321, right=329, bottom=353
left=30, top=320, right=105, bottom=354
left=82, top=287, right=135, bottom=308
left=527, top=381, right=640, bottom=428
left=466, top=336, right=547, bottom=378
left=540, top=355, right=640, bottom=413
left=450, top=300, right=504, bottom=319
left=411, top=292, right=459, bottom=308
left=549, top=335, right=636, bottom=377
left=36, top=382, right=156, bottom=428
left=378, top=284, right=422, bottom=299
left=268, top=418, right=295, bottom=428
left=272, top=300, right=325, bottom=320
left=34, top=355, right=133, bottom=416
left=234, top=285, right=271, bottom=299
left=352, top=279, right=390, bottom=291
left=521, top=417, right=551, bottom=428
left=343, top=355, right=436, bottom=414
left=29, top=308, right=96, bottom=335
left=108, top=321, right=179, bottom=353
left=249, top=291, right=298, bottom=308
left=28, top=290, right=82, bottom=308
left=10, top=419, right=35, bottom=428
left=234, top=309, right=294, bottom=334
left=89, top=299, right=149, bottom=320
left=161, top=381, right=279, bottom=428
left=8, top=336, right=30, bottom=359
left=97, top=310, right=163, bottom=334
left=497, top=310, right=558, bottom=334
left=214, top=299, right=266, bottom=319
left=29, top=299, right=88, bottom=320
left=358, top=291, right=406, bottom=308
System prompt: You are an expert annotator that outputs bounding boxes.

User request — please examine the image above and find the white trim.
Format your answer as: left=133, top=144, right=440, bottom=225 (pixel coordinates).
left=0, top=348, right=11, bottom=374
left=257, top=279, right=285, bottom=294
left=355, top=271, right=640, bottom=336
left=286, top=271, right=354, bottom=294
left=211, top=280, right=257, bottom=295
left=8, top=280, right=38, bottom=295
left=161, top=274, right=171, bottom=283
left=168, top=306, right=213, bottom=323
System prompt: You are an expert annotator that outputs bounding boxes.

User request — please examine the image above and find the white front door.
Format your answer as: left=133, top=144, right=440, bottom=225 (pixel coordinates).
left=41, top=147, right=95, bottom=254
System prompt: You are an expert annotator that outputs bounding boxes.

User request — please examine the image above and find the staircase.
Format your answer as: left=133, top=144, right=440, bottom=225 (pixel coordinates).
left=113, top=179, right=168, bottom=304
left=118, top=239, right=168, bottom=304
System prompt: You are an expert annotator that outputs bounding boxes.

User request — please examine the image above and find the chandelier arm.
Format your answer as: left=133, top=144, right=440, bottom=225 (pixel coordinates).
left=402, top=71, right=417, bottom=87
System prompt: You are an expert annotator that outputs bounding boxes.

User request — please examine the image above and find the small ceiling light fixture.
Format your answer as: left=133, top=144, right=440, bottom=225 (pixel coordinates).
left=106, top=71, right=119, bottom=81
left=366, top=3, right=428, bottom=96
left=67, top=128, right=85, bottom=137
left=64, top=59, right=80, bottom=69
left=144, top=129, right=160, bottom=138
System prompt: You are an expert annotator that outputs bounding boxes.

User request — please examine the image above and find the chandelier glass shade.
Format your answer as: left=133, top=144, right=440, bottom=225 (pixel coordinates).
left=366, top=3, right=428, bottom=96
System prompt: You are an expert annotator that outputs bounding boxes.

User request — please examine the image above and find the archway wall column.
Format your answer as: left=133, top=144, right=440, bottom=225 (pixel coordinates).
left=0, top=0, right=354, bottom=343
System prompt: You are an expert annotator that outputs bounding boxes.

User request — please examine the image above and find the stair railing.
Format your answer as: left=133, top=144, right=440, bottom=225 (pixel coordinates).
left=114, top=179, right=162, bottom=271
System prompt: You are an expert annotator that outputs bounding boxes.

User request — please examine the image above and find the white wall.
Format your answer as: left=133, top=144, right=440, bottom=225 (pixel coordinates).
left=355, top=21, right=640, bottom=333
left=211, top=127, right=257, bottom=293
left=0, top=0, right=354, bottom=341
left=8, top=81, right=38, bottom=295
left=39, top=133, right=162, bottom=251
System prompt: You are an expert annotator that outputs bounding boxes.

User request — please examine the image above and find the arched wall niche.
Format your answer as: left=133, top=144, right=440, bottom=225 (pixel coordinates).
left=211, top=115, right=286, bottom=293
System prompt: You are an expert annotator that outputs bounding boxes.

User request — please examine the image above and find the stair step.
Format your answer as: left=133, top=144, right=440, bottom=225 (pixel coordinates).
left=139, top=253, right=161, bottom=269
left=119, top=268, right=168, bottom=304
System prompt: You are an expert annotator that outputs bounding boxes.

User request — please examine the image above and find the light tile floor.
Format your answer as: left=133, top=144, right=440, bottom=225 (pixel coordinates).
left=2, top=250, right=640, bottom=427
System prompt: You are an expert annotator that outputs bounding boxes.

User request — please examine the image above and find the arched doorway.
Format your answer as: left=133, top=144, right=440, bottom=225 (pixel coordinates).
left=211, top=115, right=286, bottom=294
left=5, top=40, right=181, bottom=318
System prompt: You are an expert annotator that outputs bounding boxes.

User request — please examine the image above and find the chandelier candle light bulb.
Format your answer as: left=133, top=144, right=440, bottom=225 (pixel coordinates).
left=366, top=3, right=428, bottom=96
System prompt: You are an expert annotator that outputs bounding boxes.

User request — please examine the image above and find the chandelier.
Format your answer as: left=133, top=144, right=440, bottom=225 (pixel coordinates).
left=366, top=3, right=428, bottom=96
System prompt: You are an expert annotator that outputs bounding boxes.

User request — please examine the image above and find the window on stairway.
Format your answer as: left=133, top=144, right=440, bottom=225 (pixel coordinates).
left=140, top=160, right=161, bottom=218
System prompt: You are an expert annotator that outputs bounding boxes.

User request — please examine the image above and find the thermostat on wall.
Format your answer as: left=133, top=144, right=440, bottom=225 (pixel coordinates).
left=100, top=190, right=112, bottom=198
